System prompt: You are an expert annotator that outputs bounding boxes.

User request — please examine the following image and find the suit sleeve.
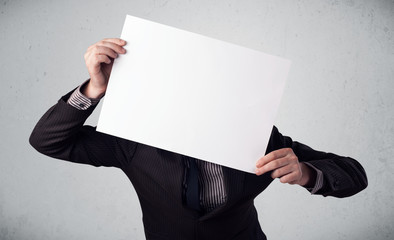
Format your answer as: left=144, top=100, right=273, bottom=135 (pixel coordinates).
left=266, top=126, right=368, bottom=198
left=29, top=87, right=136, bottom=169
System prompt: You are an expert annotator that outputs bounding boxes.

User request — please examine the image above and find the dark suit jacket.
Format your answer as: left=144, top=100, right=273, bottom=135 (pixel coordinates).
left=29, top=88, right=368, bottom=240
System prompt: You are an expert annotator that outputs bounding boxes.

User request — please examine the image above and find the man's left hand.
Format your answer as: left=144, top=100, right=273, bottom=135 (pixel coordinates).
left=255, top=148, right=314, bottom=187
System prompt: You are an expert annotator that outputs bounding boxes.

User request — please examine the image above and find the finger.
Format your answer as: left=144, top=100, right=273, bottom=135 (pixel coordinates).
left=255, top=156, right=289, bottom=176
left=90, top=45, right=119, bottom=59
left=279, top=171, right=301, bottom=184
left=88, top=55, right=112, bottom=74
left=288, top=180, right=299, bottom=185
left=270, top=163, right=298, bottom=179
left=256, top=148, right=291, bottom=168
left=88, top=40, right=127, bottom=54
left=96, top=54, right=112, bottom=64
left=88, top=38, right=126, bottom=49
left=101, top=40, right=127, bottom=54
left=102, top=38, right=127, bottom=46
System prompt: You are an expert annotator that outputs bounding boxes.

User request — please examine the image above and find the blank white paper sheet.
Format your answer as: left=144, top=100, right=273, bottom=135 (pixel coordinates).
left=96, top=15, right=291, bottom=173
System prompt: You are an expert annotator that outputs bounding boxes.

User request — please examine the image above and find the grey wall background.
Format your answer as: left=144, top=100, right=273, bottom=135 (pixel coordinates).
left=1, top=0, right=393, bottom=239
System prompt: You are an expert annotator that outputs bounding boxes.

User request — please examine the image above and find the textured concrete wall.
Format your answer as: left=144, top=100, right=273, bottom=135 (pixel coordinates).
left=1, top=0, right=393, bottom=239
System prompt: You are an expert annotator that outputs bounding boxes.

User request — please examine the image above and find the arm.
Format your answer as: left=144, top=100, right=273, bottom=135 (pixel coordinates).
left=292, top=139, right=368, bottom=198
left=29, top=82, right=136, bottom=168
left=256, top=126, right=368, bottom=198
left=29, top=38, right=134, bottom=168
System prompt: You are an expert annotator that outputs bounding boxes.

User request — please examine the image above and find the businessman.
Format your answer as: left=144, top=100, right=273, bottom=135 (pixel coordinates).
left=29, top=38, right=368, bottom=240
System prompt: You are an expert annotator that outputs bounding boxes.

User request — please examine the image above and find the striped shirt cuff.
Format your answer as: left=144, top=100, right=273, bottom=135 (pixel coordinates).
left=303, top=162, right=324, bottom=194
left=67, top=80, right=101, bottom=110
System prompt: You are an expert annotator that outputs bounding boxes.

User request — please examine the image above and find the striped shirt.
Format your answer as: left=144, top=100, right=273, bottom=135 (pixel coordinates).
left=67, top=80, right=323, bottom=212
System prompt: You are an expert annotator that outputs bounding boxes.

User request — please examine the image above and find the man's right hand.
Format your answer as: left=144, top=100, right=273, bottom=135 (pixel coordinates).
left=83, top=38, right=127, bottom=98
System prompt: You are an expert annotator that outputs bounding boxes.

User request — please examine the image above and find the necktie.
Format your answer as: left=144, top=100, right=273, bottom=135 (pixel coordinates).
left=185, top=158, right=200, bottom=211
